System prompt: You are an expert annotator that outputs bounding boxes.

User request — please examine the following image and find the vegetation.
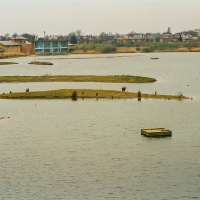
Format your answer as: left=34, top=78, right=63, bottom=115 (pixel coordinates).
left=0, top=75, right=157, bottom=83
left=71, top=40, right=200, bottom=54
left=138, top=91, right=141, bottom=98
left=0, top=62, right=18, bottom=65
left=73, top=44, right=117, bottom=53
left=29, top=61, right=53, bottom=65
left=71, top=91, right=77, bottom=101
left=70, top=35, right=78, bottom=44
left=0, top=89, right=189, bottom=100
left=122, top=87, right=126, bottom=91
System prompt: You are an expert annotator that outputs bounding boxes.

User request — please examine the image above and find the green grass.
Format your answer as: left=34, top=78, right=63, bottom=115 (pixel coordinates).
left=0, top=75, right=156, bottom=83
left=0, top=89, right=189, bottom=100
left=0, top=62, right=18, bottom=65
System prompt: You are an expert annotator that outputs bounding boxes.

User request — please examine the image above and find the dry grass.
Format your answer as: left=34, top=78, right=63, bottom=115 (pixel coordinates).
left=191, top=48, right=200, bottom=52
left=1, top=52, right=25, bottom=58
left=85, top=50, right=99, bottom=54
left=116, top=47, right=136, bottom=53
left=72, top=50, right=87, bottom=54
left=174, top=48, right=188, bottom=52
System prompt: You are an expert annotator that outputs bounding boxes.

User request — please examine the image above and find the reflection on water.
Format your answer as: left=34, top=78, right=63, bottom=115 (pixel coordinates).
left=0, top=53, right=200, bottom=199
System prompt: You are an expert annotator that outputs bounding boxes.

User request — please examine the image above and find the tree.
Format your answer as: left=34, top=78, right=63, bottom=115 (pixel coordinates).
left=76, top=29, right=82, bottom=37
left=99, top=32, right=108, bottom=43
left=127, top=31, right=135, bottom=38
left=4, top=33, right=10, bottom=40
left=178, top=34, right=183, bottom=42
left=12, top=33, right=18, bottom=39
left=21, top=33, right=36, bottom=43
left=70, top=35, right=78, bottom=44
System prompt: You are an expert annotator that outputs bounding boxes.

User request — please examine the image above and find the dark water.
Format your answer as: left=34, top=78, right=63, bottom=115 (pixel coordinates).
left=0, top=53, right=200, bottom=199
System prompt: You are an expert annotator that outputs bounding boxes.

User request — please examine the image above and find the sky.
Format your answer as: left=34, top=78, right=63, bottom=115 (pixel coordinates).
left=0, top=0, right=199, bottom=36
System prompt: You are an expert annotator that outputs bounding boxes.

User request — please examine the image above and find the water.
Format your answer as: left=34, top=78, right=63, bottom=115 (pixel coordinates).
left=0, top=53, right=200, bottom=199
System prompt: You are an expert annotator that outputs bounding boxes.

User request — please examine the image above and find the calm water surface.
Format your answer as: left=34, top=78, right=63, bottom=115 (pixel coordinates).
left=0, top=53, right=200, bottom=199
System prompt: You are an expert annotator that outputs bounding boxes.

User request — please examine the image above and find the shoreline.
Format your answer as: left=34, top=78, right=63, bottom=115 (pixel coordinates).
left=0, top=89, right=190, bottom=100
left=1, top=48, right=200, bottom=59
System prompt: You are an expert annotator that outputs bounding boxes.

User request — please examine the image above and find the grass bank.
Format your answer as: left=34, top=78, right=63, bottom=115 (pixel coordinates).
left=0, top=62, right=18, bottom=65
left=29, top=61, right=53, bottom=65
left=0, top=75, right=156, bottom=83
left=0, top=89, right=189, bottom=100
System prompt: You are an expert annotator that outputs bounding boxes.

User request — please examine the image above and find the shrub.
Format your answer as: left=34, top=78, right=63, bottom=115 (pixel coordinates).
left=122, top=87, right=126, bottom=91
left=138, top=91, right=141, bottom=98
left=71, top=91, right=77, bottom=101
left=26, top=88, right=29, bottom=92
left=136, top=47, right=141, bottom=51
left=177, top=92, right=183, bottom=98
left=138, top=91, right=141, bottom=101
left=142, top=47, right=155, bottom=52
left=100, top=44, right=117, bottom=53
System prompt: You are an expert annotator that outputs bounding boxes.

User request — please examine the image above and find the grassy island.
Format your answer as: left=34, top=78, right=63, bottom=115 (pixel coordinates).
left=29, top=61, right=53, bottom=65
left=0, top=75, right=156, bottom=83
left=0, top=89, right=189, bottom=100
left=0, top=62, right=18, bottom=65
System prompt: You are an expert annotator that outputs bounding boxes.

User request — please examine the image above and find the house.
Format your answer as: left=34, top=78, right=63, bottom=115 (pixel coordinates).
left=35, top=39, right=68, bottom=53
left=145, top=33, right=161, bottom=41
left=11, top=36, right=35, bottom=54
left=180, top=31, right=198, bottom=41
left=0, top=41, right=21, bottom=53
left=194, top=29, right=200, bottom=37
left=131, top=34, right=145, bottom=42
left=11, top=36, right=27, bottom=44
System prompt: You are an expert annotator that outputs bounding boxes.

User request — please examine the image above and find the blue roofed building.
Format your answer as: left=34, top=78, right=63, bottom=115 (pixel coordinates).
left=35, top=39, right=68, bottom=53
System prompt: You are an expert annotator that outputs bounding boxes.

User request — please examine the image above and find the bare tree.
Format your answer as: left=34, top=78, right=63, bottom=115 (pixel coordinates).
left=12, top=33, right=18, bottom=39
left=76, top=29, right=82, bottom=37
left=127, top=31, right=135, bottom=38
left=99, top=32, right=107, bottom=41
left=4, top=33, right=10, bottom=40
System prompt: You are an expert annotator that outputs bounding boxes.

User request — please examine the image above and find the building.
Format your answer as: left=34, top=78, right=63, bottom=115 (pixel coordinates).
left=11, top=36, right=35, bottom=54
left=35, top=39, right=68, bottom=53
left=194, top=29, right=200, bottom=37
left=11, top=36, right=27, bottom=44
left=0, top=35, right=35, bottom=55
left=0, top=41, right=21, bottom=53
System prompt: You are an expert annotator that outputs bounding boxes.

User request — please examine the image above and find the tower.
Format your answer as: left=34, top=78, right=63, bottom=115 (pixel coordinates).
left=167, top=27, right=171, bottom=34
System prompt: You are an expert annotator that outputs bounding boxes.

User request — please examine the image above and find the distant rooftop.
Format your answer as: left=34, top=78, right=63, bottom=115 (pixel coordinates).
left=11, top=36, right=27, bottom=40
left=36, top=37, right=68, bottom=42
left=0, top=41, right=21, bottom=46
left=26, top=41, right=32, bottom=44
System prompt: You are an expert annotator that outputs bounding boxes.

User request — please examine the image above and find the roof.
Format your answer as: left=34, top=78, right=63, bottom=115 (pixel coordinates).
left=35, top=39, right=68, bottom=42
left=11, top=36, right=27, bottom=40
left=25, top=41, right=32, bottom=44
left=0, top=41, right=21, bottom=46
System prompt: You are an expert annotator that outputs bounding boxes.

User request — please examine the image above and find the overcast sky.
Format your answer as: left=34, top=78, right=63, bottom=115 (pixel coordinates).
left=0, top=0, right=199, bottom=36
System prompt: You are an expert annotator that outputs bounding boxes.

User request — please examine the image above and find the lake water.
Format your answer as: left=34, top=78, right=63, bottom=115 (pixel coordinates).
left=0, top=53, right=200, bottom=199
